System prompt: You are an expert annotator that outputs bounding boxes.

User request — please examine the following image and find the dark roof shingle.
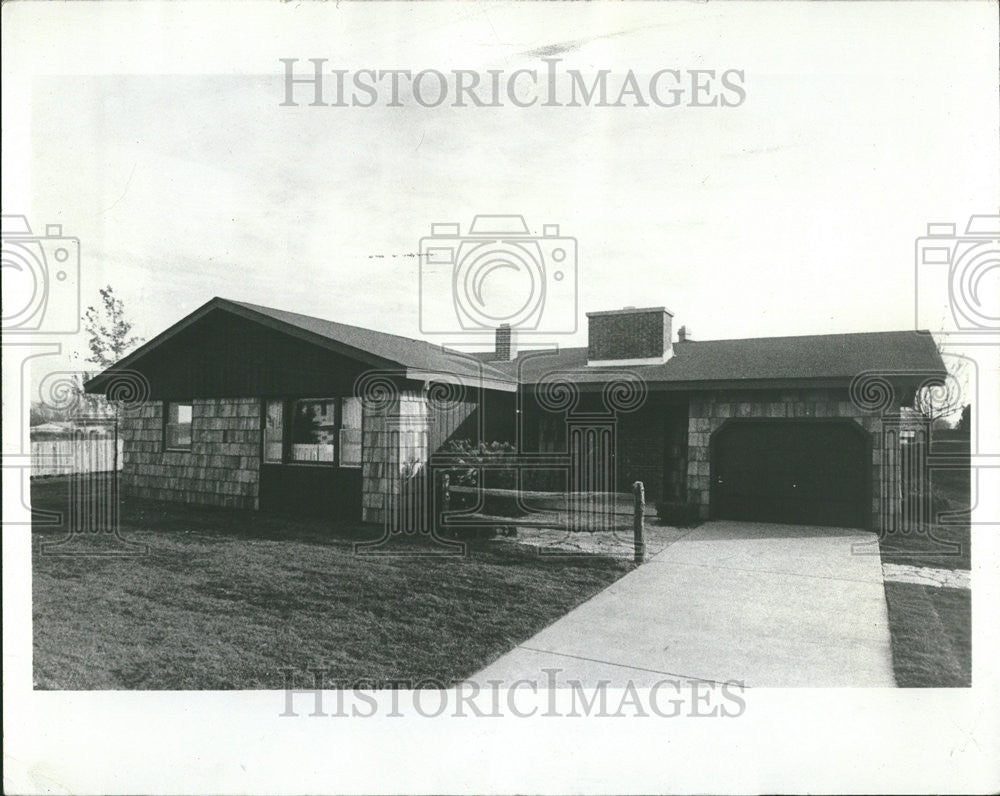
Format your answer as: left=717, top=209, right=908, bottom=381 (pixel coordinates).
left=502, top=330, right=946, bottom=388
left=87, top=296, right=946, bottom=393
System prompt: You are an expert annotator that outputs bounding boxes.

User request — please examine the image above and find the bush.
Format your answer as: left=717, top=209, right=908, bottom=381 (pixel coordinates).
left=434, top=439, right=523, bottom=536
left=656, top=500, right=701, bottom=527
left=439, top=439, right=519, bottom=491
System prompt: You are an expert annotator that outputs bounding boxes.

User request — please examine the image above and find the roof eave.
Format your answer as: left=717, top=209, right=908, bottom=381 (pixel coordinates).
left=403, top=368, right=518, bottom=393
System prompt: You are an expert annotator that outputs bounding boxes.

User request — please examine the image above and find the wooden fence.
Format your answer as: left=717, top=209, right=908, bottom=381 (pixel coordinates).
left=31, top=437, right=123, bottom=477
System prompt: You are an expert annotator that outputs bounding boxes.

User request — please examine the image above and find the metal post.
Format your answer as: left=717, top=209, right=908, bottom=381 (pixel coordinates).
left=633, top=480, right=645, bottom=564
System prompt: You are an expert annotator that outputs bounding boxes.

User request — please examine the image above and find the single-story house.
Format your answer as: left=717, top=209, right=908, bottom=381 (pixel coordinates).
left=85, top=297, right=946, bottom=530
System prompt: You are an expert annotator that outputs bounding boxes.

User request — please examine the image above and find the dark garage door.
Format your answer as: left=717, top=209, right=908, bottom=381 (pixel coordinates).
left=711, top=420, right=870, bottom=528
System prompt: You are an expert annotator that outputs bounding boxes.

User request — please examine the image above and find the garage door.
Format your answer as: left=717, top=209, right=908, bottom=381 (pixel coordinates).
left=711, top=420, right=869, bottom=528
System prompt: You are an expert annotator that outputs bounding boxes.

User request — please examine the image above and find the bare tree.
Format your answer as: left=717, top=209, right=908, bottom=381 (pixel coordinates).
left=80, top=286, right=145, bottom=474
left=914, top=336, right=967, bottom=427
left=955, top=404, right=971, bottom=435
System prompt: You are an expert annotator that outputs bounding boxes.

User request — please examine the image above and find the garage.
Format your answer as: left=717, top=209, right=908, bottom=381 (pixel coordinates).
left=710, top=419, right=871, bottom=529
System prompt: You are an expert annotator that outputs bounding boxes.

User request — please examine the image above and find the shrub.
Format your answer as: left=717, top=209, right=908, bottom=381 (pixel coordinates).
left=656, top=500, right=701, bottom=527
left=437, top=440, right=523, bottom=533
left=439, top=439, right=519, bottom=491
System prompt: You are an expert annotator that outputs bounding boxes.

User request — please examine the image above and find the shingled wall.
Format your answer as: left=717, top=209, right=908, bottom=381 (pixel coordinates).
left=120, top=398, right=261, bottom=509
left=361, top=390, right=430, bottom=526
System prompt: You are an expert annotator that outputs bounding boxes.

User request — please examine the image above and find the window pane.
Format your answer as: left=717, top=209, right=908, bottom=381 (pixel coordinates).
left=290, top=399, right=336, bottom=463
left=165, top=402, right=193, bottom=450
left=342, top=397, right=362, bottom=428
left=340, top=398, right=362, bottom=467
left=166, top=424, right=192, bottom=449
left=264, top=400, right=284, bottom=463
left=340, top=427, right=362, bottom=467
left=168, top=403, right=192, bottom=424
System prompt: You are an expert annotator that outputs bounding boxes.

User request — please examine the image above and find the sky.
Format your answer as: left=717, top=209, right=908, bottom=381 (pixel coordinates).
left=3, top=1, right=998, bottom=380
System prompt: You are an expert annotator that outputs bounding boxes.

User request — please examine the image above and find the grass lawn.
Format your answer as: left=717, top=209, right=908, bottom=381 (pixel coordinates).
left=877, top=467, right=971, bottom=571
left=883, top=582, right=971, bottom=687
left=877, top=469, right=971, bottom=687
left=31, top=477, right=631, bottom=689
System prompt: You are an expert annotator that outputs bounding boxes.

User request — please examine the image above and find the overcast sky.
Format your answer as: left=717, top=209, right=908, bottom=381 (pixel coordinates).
left=4, top=2, right=998, bottom=378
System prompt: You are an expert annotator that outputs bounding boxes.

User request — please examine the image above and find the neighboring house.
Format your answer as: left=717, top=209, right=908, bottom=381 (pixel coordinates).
left=85, top=297, right=946, bottom=530
left=31, top=422, right=73, bottom=437
left=31, top=420, right=113, bottom=439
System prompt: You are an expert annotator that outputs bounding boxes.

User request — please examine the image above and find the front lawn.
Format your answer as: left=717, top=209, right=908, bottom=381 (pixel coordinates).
left=877, top=466, right=971, bottom=571
left=31, top=477, right=630, bottom=689
left=883, top=582, right=971, bottom=687
left=876, top=468, right=971, bottom=686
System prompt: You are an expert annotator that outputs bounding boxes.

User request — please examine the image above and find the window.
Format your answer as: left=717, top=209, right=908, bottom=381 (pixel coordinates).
left=264, top=397, right=363, bottom=466
left=290, top=399, right=337, bottom=463
left=264, top=399, right=284, bottom=463
left=164, top=402, right=193, bottom=450
left=340, top=397, right=363, bottom=468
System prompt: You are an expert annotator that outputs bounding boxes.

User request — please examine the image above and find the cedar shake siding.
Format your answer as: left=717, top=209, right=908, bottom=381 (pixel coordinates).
left=121, top=398, right=261, bottom=509
left=361, top=390, right=430, bottom=527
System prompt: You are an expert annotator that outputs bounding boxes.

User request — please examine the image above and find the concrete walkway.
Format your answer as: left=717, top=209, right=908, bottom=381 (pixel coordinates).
left=882, top=563, right=970, bottom=590
left=475, top=521, right=896, bottom=688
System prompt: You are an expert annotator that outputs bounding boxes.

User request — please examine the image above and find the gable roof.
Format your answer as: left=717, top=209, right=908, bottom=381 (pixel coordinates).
left=225, top=299, right=516, bottom=383
left=84, top=297, right=517, bottom=393
left=86, top=296, right=946, bottom=395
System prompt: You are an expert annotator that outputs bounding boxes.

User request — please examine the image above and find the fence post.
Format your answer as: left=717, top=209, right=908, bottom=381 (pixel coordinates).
left=633, top=480, right=645, bottom=564
left=438, top=473, right=451, bottom=537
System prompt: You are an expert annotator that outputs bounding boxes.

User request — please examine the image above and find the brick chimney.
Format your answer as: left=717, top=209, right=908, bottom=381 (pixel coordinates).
left=587, top=306, right=673, bottom=366
left=677, top=325, right=692, bottom=342
left=493, top=323, right=516, bottom=361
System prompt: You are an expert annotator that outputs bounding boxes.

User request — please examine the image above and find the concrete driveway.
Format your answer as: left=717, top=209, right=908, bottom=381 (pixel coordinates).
left=474, top=521, right=896, bottom=688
